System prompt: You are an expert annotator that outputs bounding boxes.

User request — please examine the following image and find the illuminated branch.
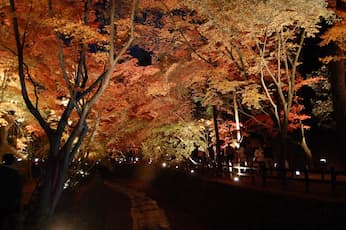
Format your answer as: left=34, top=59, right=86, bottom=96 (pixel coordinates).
left=225, top=46, right=249, bottom=79
left=288, top=30, right=305, bottom=111
left=23, top=63, right=39, bottom=109
left=9, top=0, right=53, bottom=136
left=159, top=0, right=216, bottom=66
left=110, top=0, right=116, bottom=64
left=47, top=0, right=74, bottom=96
left=67, top=0, right=139, bottom=152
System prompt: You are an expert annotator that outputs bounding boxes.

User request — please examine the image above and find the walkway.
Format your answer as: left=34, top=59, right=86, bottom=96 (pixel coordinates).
left=105, top=181, right=170, bottom=230
left=30, top=172, right=171, bottom=230
left=48, top=173, right=132, bottom=230
left=21, top=165, right=346, bottom=229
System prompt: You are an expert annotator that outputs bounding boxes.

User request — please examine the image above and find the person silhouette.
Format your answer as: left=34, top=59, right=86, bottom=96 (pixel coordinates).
left=0, top=153, right=23, bottom=230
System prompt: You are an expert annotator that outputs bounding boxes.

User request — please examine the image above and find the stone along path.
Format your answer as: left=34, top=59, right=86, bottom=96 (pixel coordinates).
left=105, top=181, right=171, bottom=230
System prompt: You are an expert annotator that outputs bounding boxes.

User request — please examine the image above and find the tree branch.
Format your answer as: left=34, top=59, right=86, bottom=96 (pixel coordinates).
left=159, top=0, right=217, bottom=67
left=9, top=0, right=53, bottom=136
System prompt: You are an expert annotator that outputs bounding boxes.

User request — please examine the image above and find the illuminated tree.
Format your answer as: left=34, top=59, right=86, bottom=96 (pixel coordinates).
left=4, top=0, right=138, bottom=222
left=183, top=0, right=332, bottom=167
left=320, top=0, right=346, bottom=167
left=92, top=3, right=199, bottom=157
left=142, top=120, right=208, bottom=163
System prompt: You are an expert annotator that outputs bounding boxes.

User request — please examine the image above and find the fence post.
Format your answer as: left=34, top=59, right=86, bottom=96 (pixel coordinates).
left=269, top=165, right=273, bottom=176
left=321, top=167, right=325, bottom=181
left=304, top=166, right=310, bottom=192
left=281, top=167, right=287, bottom=187
left=261, top=163, right=266, bottom=187
left=330, top=167, right=336, bottom=192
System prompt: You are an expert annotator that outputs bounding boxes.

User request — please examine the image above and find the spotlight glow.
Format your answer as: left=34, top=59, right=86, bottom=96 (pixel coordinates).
left=320, top=158, right=327, bottom=163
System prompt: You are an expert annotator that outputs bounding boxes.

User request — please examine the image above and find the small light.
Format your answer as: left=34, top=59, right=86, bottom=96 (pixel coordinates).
left=320, top=158, right=327, bottom=163
left=34, top=158, right=39, bottom=163
left=17, top=158, right=23, bottom=162
left=64, top=179, right=70, bottom=190
left=274, top=163, right=278, bottom=168
left=162, top=162, right=167, bottom=168
left=64, top=183, right=68, bottom=190
left=175, top=165, right=179, bottom=169
left=190, top=169, right=195, bottom=174
left=233, top=176, right=240, bottom=182
left=17, top=117, right=25, bottom=123
left=295, top=170, right=301, bottom=176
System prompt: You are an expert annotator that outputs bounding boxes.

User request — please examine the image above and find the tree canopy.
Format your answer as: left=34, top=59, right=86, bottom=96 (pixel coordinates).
left=0, top=0, right=343, bottom=221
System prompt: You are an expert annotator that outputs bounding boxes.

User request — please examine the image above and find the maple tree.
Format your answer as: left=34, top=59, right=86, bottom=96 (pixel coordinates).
left=0, top=1, right=342, bottom=226
left=181, top=0, right=332, bottom=168
left=0, top=63, right=38, bottom=162
left=142, top=120, right=208, bottom=163
left=90, top=2, right=204, bottom=162
left=94, top=59, right=194, bottom=156
left=320, top=0, right=346, bottom=167
left=1, top=0, right=200, bottom=170
left=0, top=0, right=139, bottom=223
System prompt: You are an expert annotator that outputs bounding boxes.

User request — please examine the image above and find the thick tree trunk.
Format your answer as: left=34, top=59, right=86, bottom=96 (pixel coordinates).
left=26, top=149, right=70, bottom=228
left=329, top=54, right=346, bottom=168
left=278, top=113, right=290, bottom=184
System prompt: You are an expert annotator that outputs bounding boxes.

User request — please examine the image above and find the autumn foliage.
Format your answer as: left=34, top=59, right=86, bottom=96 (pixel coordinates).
left=0, top=0, right=343, bottom=222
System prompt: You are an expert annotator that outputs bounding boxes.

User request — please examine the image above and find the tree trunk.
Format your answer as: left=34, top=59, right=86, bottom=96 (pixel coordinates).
left=329, top=52, right=346, bottom=168
left=279, top=114, right=289, bottom=184
left=26, top=149, right=70, bottom=228
left=0, top=125, right=18, bottom=158
left=212, top=106, right=222, bottom=169
left=233, top=92, right=241, bottom=146
left=0, top=70, right=8, bottom=102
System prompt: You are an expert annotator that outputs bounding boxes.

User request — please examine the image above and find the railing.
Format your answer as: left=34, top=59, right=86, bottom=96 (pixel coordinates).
left=177, top=162, right=346, bottom=194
